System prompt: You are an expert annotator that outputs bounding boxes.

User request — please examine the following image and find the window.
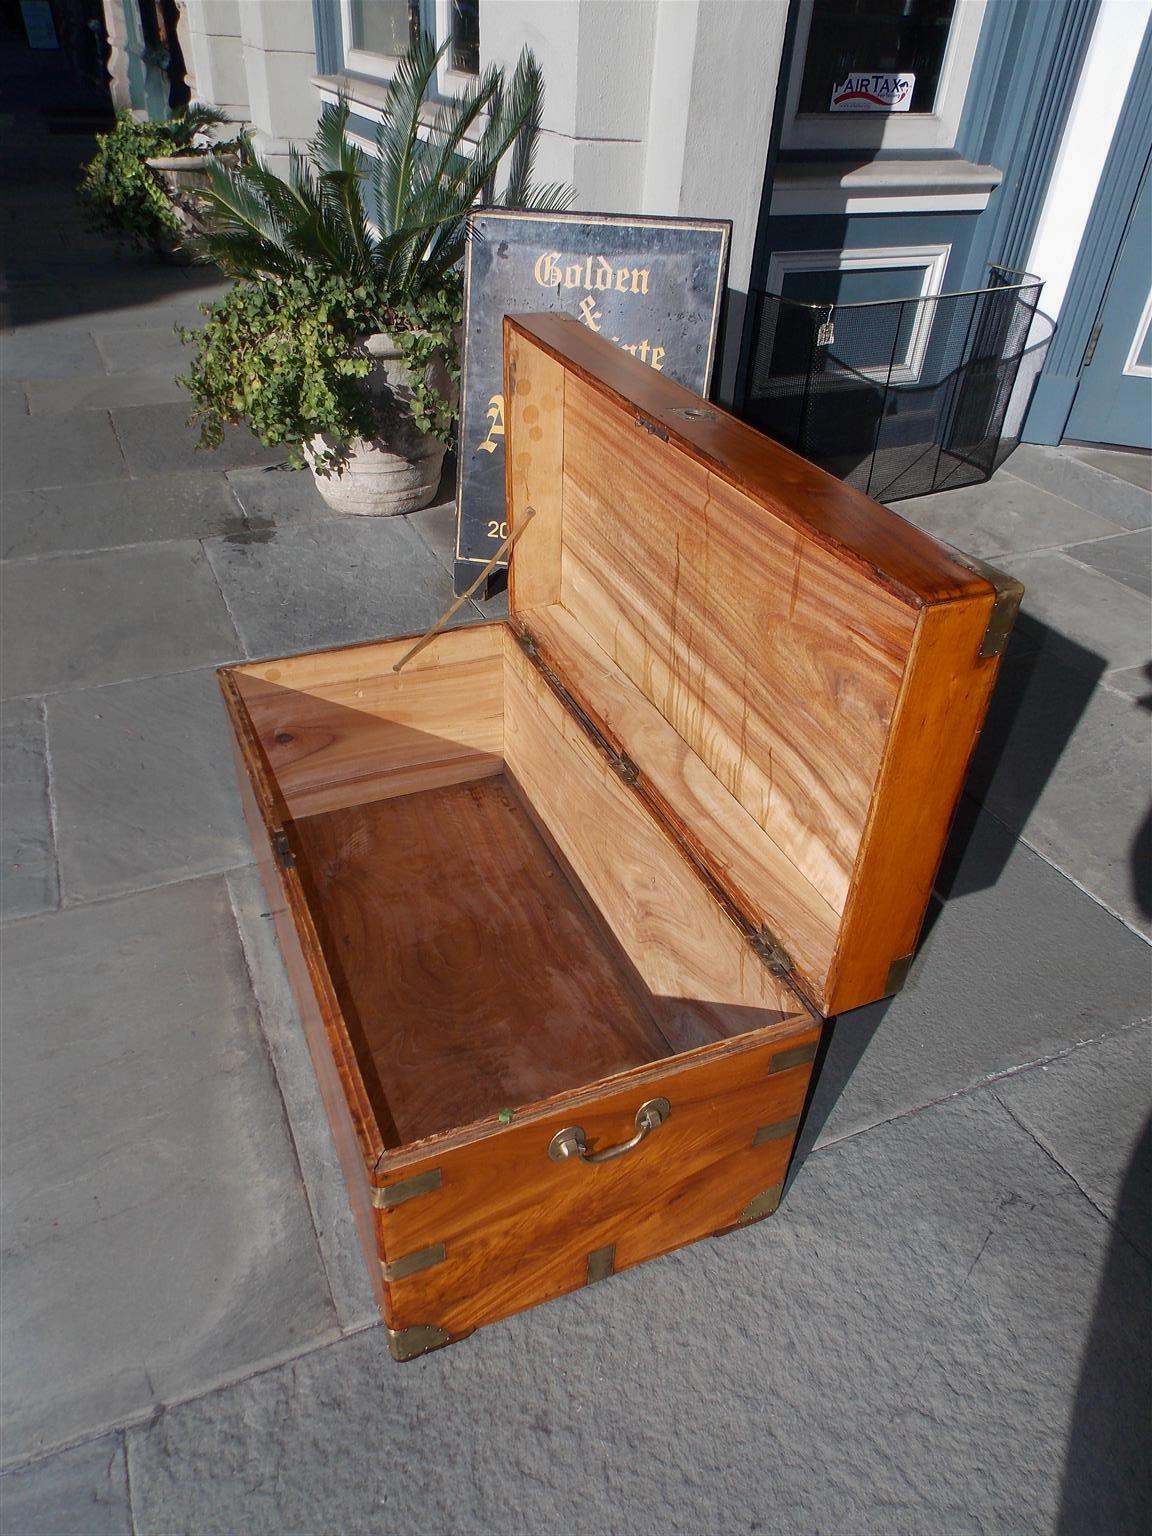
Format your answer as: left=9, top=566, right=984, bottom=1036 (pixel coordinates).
left=781, top=0, right=986, bottom=151
left=340, top=0, right=480, bottom=85
left=448, top=0, right=479, bottom=76
left=765, top=246, right=952, bottom=381
left=347, top=0, right=419, bottom=61
left=798, top=0, right=957, bottom=115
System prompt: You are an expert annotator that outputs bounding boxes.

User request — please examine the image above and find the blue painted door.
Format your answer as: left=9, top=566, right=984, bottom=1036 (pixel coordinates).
left=1065, top=157, right=1152, bottom=449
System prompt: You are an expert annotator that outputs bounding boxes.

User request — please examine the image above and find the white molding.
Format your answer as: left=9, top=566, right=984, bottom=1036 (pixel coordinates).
left=769, top=157, right=1001, bottom=215
left=781, top=0, right=987, bottom=153
left=1122, top=289, right=1152, bottom=380
left=764, top=244, right=952, bottom=382
left=1024, top=0, right=1152, bottom=321
left=314, top=73, right=485, bottom=147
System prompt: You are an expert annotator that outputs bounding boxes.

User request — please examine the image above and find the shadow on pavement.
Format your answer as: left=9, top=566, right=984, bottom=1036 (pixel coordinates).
left=1057, top=1112, right=1152, bottom=1535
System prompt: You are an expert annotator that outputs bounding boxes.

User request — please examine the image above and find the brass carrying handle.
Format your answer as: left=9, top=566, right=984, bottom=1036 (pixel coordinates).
left=548, top=1098, right=670, bottom=1165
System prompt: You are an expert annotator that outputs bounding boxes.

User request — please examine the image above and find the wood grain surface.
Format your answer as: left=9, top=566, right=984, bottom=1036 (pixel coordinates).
left=377, top=1017, right=822, bottom=1342
left=828, top=591, right=1005, bottom=1009
left=231, top=627, right=504, bottom=818
left=502, top=628, right=803, bottom=1018
left=559, top=373, right=914, bottom=914
left=503, top=313, right=1012, bottom=1013
left=504, top=311, right=999, bottom=606
left=518, top=603, right=840, bottom=998
left=291, top=778, right=704, bottom=1145
left=218, top=670, right=388, bottom=1310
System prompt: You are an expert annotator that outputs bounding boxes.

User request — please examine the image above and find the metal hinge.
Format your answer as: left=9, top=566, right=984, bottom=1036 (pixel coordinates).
left=614, top=751, right=640, bottom=785
left=749, top=925, right=793, bottom=977
left=1081, top=320, right=1103, bottom=370
left=635, top=413, right=669, bottom=441
left=272, top=829, right=294, bottom=870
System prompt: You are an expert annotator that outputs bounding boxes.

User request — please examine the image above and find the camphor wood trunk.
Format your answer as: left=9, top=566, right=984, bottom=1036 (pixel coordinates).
left=219, top=314, right=1019, bottom=1360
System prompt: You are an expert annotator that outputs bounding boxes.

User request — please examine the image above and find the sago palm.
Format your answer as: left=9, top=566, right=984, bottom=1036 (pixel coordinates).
left=196, top=32, right=572, bottom=309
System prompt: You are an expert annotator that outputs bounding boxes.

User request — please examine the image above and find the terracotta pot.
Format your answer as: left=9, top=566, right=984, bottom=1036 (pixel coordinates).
left=305, top=331, right=456, bottom=517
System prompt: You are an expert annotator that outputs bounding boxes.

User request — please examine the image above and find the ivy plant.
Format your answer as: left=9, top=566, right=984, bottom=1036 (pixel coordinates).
left=78, top=106, right=234, bottom=254
left=178, top=32, right=571, bottom=471
left=177, top=273, right=464, bottom=474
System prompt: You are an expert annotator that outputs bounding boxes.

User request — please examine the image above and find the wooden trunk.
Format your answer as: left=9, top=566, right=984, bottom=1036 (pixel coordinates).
left=219, top=313, right=1019, bottom=1361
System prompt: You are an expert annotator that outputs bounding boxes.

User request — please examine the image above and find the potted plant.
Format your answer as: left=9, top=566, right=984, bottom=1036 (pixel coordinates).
left=78, top=106, right=242, bottom=258
left=178, top=34, right=571, bottom=516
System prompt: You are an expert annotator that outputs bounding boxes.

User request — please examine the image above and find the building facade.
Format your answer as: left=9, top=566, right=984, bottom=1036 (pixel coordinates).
left=110, top=0, right=1151, bottom=450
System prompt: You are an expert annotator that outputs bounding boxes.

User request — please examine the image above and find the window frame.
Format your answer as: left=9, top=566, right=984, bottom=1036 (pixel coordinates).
left=780, top=0, right=988, bottom=153
left=764, top=244, right=953, bottom=382
left=338, top=0, right=479, bottom=95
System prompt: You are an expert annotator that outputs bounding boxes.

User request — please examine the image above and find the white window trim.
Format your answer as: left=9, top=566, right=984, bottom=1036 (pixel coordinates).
left=780, top=0, right=987, bottom=153
left=765, top=244, right=952, bottom=382
left=1122, top=290, right=1152, bottom=380
left=338, top=0, right=478, bottom=96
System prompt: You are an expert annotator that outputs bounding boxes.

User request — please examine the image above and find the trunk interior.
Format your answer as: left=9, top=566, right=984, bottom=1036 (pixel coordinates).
left=224, top=622, right=812, bottom=1156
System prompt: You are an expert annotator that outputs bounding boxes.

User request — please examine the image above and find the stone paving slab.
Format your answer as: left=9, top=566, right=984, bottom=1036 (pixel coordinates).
left=1002, top=549, right=1151, bottom=674
left=1064, top=528, right=1152, bottom=598
left=0, top=542, right=238, bottom=698
left=123, top=1089, right=1151, bottom=1536
left=1065, top=445, right=1152, bottom=492
left=227, top=866, right=381, bottom=1333
left=0, top=326, right=106, bottom=383
left=407, top=495, right=458, bottom=573
left=0, top=698, right=58, bottom=920
left=93, top=325, right=187, bottom=374
left=1, top=384, right=28, bottom=417
left=807, top=803, right=1152, bottom=1151
left=23, top=364, right=188, bottom=415
left=0, top=877, right=339, bottom=1466
left=892, top=471, right=1127, bottom=559
left=204, top=516, right=473, bottom=658
left=109, top=402, right=283, bottom=477
left=47, top=668, right=252, bottom=903
left=1007, top=444, right=1152, bottom=531
left=1, top=471, right=243, bottom=558
left=2, top=407, right=128, bottom=491
left=996, top=1023, right=1152, bottom=1262
left=1102, top=662, right=1152, bottom=703
left=969, top=646, right=1152, bottom=935
left=0, top=1433, right=130, bottom=1536
left=225, top=464, right=335, bottom=527
left=3, top=284, right=223, bottom=335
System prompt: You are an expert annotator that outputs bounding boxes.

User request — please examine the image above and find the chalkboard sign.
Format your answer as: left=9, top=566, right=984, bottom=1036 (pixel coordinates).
left=453, top=209, right=731, bottom=593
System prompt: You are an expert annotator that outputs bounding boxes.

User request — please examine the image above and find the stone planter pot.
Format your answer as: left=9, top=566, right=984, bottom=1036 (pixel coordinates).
left=144, top=150, right=240, bottom=249
left=305, top=331, right=456, bottom=518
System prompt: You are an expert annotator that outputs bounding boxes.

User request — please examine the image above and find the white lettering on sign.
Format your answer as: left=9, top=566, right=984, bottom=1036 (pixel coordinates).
left=829, top=73, right=915, bottom=113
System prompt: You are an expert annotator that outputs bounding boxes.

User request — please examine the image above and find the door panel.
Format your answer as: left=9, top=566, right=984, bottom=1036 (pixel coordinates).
left=1066, top=158, right=1152, bottom=449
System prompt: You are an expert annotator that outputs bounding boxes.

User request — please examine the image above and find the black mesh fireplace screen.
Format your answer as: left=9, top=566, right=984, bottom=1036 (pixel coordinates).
left=739, top=266, right=1051, bottom=502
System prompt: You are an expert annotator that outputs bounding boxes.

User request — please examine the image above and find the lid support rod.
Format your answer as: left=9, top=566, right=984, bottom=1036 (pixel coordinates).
left=392, top=506, right=536, bottom=673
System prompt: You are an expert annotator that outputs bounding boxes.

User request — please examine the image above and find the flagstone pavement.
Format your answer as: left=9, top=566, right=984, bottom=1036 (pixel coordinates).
left=1, top=34, right=1149, bottom=1536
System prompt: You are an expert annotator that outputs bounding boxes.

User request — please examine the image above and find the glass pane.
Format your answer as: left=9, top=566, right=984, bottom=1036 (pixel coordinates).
left=349, top=0, right=421, bottom=59
left=450, top=0, right=480, bottom=74
left=798, top=0, right=956, bottom=114
left=780, top=265, right=927, bottom=372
